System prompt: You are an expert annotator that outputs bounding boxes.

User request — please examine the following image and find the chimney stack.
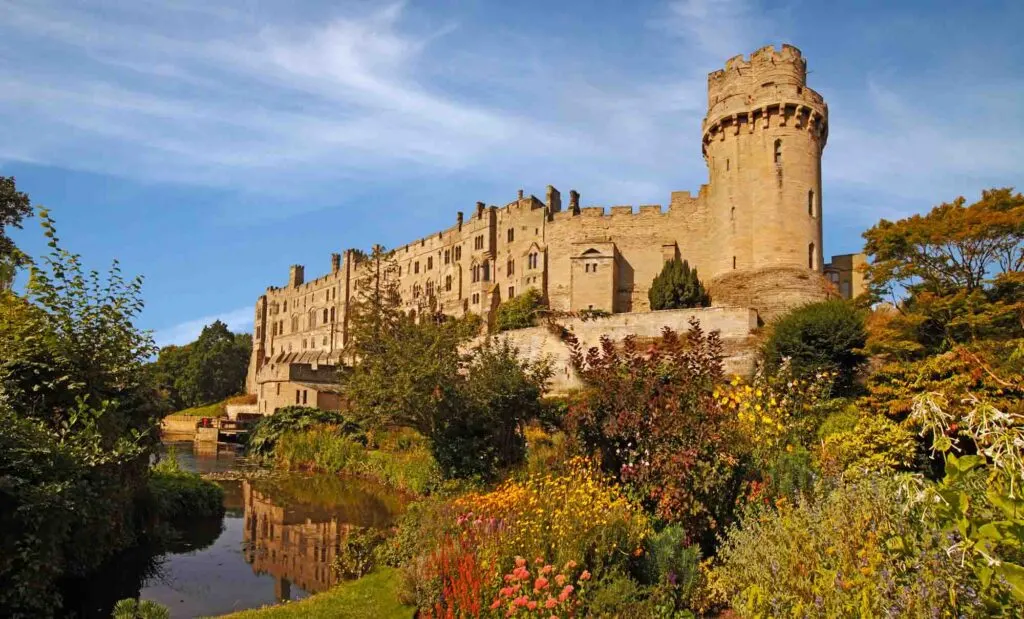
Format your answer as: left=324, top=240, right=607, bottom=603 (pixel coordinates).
left=569, top=190, right=580, bottom=214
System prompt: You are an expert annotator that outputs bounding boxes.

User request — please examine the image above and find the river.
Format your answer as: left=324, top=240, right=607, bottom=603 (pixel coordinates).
left=66, top=440, right=406, bottom=618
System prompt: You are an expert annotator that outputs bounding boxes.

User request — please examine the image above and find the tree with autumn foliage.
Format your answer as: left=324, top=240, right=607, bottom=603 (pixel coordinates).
left=862, top=187, right=1023, bottom=358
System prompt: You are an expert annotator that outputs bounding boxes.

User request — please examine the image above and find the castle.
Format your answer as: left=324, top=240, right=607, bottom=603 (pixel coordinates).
left=246, top=44, right=865, bottom=412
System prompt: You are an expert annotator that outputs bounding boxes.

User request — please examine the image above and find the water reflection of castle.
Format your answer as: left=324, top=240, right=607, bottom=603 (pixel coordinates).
left=242, top=481, right=353, bottom=598
left=241, top=479, right=400, bottom=600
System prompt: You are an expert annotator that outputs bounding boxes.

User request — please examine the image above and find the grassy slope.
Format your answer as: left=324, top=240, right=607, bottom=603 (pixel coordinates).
left=213, top=568, right=413, bottom=619
left=169, top=401, right=226, bottom=418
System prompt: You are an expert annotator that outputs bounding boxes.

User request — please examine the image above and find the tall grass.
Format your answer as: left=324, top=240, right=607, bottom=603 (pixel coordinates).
left=275, top=427, right=442, bottom=495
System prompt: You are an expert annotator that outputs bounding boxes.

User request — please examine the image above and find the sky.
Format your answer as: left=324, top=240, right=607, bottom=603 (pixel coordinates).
left=2, top=0, right=1022, bottom=347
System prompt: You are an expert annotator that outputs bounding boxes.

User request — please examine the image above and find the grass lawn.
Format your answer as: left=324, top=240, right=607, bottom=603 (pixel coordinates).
left=213, top=568, right=414, bottom=619
left=170, top=401, right=227, bottom=418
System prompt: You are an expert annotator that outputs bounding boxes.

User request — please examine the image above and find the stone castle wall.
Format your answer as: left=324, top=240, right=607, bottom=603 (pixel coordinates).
left=245, top=44, right=856, bottom=407
left=492, top=307, right=760, bottom=394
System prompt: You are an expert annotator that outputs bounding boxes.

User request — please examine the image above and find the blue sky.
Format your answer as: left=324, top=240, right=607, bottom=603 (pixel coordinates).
left=2, top=0, right=1022, bottom=347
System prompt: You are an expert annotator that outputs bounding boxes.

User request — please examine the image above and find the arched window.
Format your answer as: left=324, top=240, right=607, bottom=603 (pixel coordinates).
left=445, top=275, right=452, bottom=291
left=482, top=262, right=490, bottom=281
left=774, top=139, right=782, bottom=164
left=808, top=242, right=816, bottom=269
left=808, top=190, right=816, bottom=217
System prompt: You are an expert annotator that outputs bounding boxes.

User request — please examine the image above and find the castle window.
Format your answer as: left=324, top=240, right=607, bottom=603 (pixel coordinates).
left=444, top=249, right=450, bottom=264
left=471, top=265, right=479, bottom=283
left=730, top=206, right=735, bottom=221
left=507, top=228, right=514, bottom=242
left=276, top=383, right=280, bottom=396
left=398, top=266, right=402, bottom=276
left=733, top=256, right=737, bottom=270
left=427, top=257, right=433, bottom=270
left=283, top=301, right=287, bottom=312
left=472, top=293, right=479, bottom=304
left=426, top=280, right=435, bottom=297
left=330, top=308, right=335, bottom=322
left=808, top=242, right=816, bottom=269
left=774, top=139, right=782, bottom=164
left=808, top=190, right=816, bottom=218
left=507, top=258, right=514, bottom=275
left=535, top=228, right=538, bottom=235
left=726, top=158, right=730, bottom=171
left=296, top=389, right=300, bottom=404
left=482, top=262, right=490, bottom=281
left=445, top=275, right=452, bottom=292
left=455, top=246, right=461, bottom=261
left=323, top=308, right=328, bottom=323
left=322, top=336, right=327, bottom=346
left=508, top=286, right=515, bottom=299
left=414, top=261, right=419, bottom=274
left=302, top=339, right=307, bottom=349
left=302, top=390, right=308, bottom=405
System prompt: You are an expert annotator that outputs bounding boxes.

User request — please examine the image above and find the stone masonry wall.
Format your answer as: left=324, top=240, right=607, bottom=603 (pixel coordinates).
left=493, top=307, right=760, bottom=394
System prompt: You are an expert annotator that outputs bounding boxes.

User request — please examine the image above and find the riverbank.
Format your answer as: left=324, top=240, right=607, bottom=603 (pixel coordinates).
left=215, top=568, right=413, bottom=619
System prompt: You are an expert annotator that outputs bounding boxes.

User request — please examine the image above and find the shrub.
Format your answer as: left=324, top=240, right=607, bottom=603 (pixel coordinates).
left=147, top=468, right=224, bottom=522
left=431, top=338, right=551, bottom=481
left=565, top=320, right=744, bottom=547
left=761, top=300, right=867, bottom=395
left=648, top=258, right=710, bottom=310
left=111, top=598, right=170, bottom=619
left=333, top=527, right=389, bottom=579
left=245, top=406, right=363, bottom=458
left=710, top=477, right=984, bottom=617
left=639, top=524, right=702, bottom=612
left=495, top=288, right=546, bottom=332
left=816, top=413, right=917, bottom=480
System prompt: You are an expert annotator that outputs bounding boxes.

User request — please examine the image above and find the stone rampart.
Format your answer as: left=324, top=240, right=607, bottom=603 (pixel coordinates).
left=493, top=306, right=759, bottom=394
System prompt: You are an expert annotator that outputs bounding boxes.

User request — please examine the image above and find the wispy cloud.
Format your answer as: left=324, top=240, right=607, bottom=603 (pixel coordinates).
left=152, top=306, right=253, bottom=349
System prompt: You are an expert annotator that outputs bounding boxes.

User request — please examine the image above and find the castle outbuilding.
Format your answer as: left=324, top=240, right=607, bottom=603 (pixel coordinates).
left=246, top=44, right=866, bottom=411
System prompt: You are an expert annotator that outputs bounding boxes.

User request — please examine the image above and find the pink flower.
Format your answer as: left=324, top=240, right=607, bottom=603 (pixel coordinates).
left=534, top=576, right=549, bottom=592
left=579, top=570, right=591, bottom=581
left=541, top=564, right=554, bottom=575
left=515, top=556, right=527, bottom=568
left=554, top=574, right=566, bottom=586
left=563, top=560, right=577, bottom=571
left=527, top=601, right=538, bottom=610
left=499, top=587, right=514, bottom=597
left=514, top=595, right=529, bottom=607
left=558, top=585, right=574, bottom=602
left=545, top=597, right=558, bottom=609
left=490, top=599, right=502, bottom=610
left=534, top=557, right=544, bottom=565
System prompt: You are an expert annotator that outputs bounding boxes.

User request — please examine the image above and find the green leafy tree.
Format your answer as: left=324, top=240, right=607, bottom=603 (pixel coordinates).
left=495, top=288, right=546, bottom=332
left=0, top=176, right=34, bottom=288
left=648, top=258, right=710, bottom=310
left=176, top=320, right=251, bottom=407
left=0, top=209, right=160, bottom=616
left=761, top=300, right=868, bottom=395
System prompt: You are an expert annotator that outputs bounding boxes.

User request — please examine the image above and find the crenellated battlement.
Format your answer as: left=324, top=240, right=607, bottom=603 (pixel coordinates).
left=707, top=44, right=819, bottom=124
left=701, top=98, right=828, bottom=158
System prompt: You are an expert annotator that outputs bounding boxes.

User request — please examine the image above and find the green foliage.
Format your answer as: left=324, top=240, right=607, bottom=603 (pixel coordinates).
left=148, top=320, right=251, bottom=411
left=432, top=338, right=552, bottom=480
left=0, top=176, right=33, bottom=284
left=272, top=426, right=442, bottom=494
left=494, top=287, right=546, bottom=332
left=334, top=527, right=389, bottom=579
left=640, top=525, right=702, bottom=609
left=245, top=406, right=363, bottom=458
left=648, top=258, right=711, bottom=310
left=816, top=413, right=917, bottom=480
left=762, top=300, right=867, bottom=394
left=147, top=469, right=225, bottom=522
left=111, top=598, right=170, bottom=619
left=0, top=209, right=161, bottom=616
left=909, top=389, right=1024, bottom=610
left=711, top=477, right=985, bottom=617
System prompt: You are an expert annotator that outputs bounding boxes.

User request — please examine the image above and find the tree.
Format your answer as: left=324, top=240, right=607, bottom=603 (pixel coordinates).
left=648, top=258, right=710, bottom=310
left=0, top=176, right=34, bottom=288
left=862, top=188, right=1024, bottom=356
left=761, top=300, right=868, bottom=395
left=0, top=209, right=160, bottom=615
left=494, top=288, right=545, bottom=332
left=177, top=320, right=251, bottom=407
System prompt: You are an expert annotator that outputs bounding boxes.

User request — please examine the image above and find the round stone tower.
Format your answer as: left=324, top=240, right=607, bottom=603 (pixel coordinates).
left=701, top=44, right=831, bottom=319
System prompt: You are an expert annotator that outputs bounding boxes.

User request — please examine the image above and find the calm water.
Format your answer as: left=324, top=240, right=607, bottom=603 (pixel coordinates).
left=78, top=441, right=405, bottom=619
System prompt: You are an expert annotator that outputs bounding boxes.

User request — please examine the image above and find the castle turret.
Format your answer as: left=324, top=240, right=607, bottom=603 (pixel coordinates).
left=702, top=44, right=828, bottom=281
